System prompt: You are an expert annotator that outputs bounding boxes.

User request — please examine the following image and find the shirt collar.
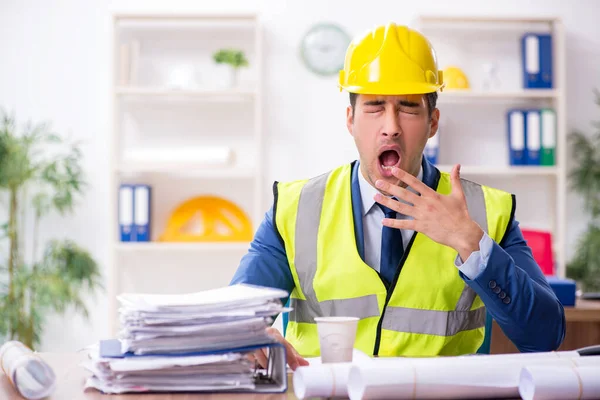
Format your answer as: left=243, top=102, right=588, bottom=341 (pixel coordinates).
left=358, top=165, right=424, bottom=217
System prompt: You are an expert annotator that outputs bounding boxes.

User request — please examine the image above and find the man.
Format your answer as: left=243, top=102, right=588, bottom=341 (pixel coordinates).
left=230, top=22, right=565, bottom=369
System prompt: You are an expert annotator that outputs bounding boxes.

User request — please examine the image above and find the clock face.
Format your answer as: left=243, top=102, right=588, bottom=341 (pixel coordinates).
left=300, top=23, right=352, bottom=76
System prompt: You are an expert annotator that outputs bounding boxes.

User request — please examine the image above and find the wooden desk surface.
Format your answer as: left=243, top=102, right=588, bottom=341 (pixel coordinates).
left=0, top=353, right=299, bottom=400
left=564, top=299, right=600, bottom=322
left=491, top=298, right=600, bottom=354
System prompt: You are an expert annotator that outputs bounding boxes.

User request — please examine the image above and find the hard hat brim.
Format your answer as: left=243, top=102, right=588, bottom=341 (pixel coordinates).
left=339, top=82, right=444, bottom=96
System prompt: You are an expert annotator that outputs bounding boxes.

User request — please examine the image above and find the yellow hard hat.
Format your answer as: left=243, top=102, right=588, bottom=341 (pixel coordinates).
left=159, top=195, right=253, bottom=242
left=338, top=22, right=444, bottom=95
left=443, top=66, right=470, bottom=90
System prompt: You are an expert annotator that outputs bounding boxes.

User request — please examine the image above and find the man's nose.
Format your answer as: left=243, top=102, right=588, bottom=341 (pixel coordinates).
left=382, top=112, right=401, bottom=137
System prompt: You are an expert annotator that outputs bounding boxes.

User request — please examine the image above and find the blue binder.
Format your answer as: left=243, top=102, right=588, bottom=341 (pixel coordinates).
left=521, top=33, right=553, bottom=89
left=98, top=339, right=288, bottom=394
left=118, top=184, right=134, bottom=242
left=507, top=109, right=527, bottom=165
left=525, top=109, right=541, bottom=165
left=134, top=184, right=151, bottom=242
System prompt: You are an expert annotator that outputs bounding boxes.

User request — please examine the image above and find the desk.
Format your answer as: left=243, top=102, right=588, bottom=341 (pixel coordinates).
left=491, top=299, right=600, bottom=354
left=0, top=353, right=298, bottom=400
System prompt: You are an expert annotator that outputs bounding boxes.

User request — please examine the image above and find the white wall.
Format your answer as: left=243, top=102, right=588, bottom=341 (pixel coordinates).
left=0, top=0, right=599, bottom=351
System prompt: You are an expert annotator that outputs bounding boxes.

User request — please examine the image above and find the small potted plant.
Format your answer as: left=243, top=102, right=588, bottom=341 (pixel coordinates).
left=212, top=49, right=249, bottom=88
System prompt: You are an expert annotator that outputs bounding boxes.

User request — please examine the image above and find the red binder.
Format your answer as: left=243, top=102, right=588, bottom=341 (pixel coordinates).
left=521, top=229, right=554, bottom=275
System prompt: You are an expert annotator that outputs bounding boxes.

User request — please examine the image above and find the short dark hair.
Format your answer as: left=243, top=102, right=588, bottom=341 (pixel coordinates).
left=349, top=92, right=438, bottom=118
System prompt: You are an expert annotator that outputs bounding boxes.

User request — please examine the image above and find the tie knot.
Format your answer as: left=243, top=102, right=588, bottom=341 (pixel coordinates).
left=377, top=203, right=397, bottom=219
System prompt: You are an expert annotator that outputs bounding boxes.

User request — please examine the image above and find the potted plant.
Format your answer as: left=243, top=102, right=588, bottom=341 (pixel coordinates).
left=0, top=109, right=102, bottom=349
left=566, top=89, right=600, bottom=293
left=212, top=48, right=249, bottom=88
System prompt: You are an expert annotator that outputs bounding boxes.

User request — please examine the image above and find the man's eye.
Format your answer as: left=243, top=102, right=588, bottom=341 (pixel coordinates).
left=400, top=109, right=419, bottom=115
left=366, top=108, right=383, bottom=113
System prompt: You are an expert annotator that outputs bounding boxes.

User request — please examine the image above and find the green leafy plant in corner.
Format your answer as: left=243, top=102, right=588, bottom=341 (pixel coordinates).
left=212, top=49, right=249, bottom=86
left=566, top=89, right=600, bottom=293
left=0, top=108, right=102, bottom=349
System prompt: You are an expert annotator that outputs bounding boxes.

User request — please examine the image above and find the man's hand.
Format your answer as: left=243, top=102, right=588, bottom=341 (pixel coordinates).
left=252, top=327, right=309, bottom=371
left=374, top=164, right=484, bottom=262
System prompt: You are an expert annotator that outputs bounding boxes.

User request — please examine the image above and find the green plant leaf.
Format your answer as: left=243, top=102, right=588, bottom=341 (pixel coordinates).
left=43, top=239, right=103, bottom=291
left=567, top=223, right=600, bottom=292
left=32, top=192, right=51, bottom=218
left=212, top=49, right=249, bottom=68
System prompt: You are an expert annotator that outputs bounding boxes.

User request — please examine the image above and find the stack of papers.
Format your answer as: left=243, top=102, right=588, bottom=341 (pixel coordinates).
left=84, top=350, right=256, bottom=394
left=83, top=284, right=290, bottom=394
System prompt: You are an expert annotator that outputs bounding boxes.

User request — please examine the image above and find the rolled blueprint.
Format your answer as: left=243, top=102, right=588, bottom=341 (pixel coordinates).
left=0, top=341, right=56, bottom=400
left=347, top=352, right=600, bottom=400
left=519, top=364, right=600, bottom=400
left=293, top=349, right=373, bottom=399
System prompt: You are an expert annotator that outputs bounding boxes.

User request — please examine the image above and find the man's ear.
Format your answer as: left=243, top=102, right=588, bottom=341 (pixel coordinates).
left=428, top=108, right=440, bottom=138
left=346, top=105, right=354, bottom=135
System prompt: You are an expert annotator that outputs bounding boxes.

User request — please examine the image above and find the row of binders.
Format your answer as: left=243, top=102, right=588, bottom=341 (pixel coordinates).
left=119, top=184, right=151, bottom=242
left=83, top=284, right=290, bottom=394
left=507, top=108, right=556, bottom=166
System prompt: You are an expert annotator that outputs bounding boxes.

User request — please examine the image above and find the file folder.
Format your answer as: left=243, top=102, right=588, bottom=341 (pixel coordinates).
left=118, top=184, right=134, bottom=242
left=134, top=184, right=151, bottom=242
left=540, top=108, right=556, bottom=166
left=521, top=33, right=553, bottom=89
left=526, top=110, right=541, bottom=165
left=97, top=339, right=288, bottom=394
left=507, top=109, right=527, bottom=165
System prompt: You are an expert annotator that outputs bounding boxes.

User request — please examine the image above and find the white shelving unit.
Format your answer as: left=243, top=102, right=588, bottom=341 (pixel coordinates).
left=416, top=16, right=567, bottom=277
left=108, top=13, right=263, bottom=334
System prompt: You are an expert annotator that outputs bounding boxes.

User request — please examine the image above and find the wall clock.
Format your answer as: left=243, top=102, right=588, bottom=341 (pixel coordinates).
left=300, top=23, right=351, bottom=76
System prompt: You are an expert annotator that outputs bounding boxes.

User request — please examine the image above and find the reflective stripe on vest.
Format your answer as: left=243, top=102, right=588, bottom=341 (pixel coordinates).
left=382, top=285, right=485, bottom=336
left=290, top=173, right=487, bottom=336
left=292, top=170, right=380, bottom=322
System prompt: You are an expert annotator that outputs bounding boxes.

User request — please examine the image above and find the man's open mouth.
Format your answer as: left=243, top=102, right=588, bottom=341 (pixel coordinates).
left=379, top=149, right=400, bottom=170
left=377, top=148, right=401, bottom=178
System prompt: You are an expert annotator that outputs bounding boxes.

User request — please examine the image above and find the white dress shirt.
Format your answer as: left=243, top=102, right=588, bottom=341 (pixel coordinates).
left=357, top=166, right=491, bottom=279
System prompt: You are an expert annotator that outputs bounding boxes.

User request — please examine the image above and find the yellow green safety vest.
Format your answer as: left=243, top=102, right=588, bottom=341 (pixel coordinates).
left=274, top=162, right=514, bottom=357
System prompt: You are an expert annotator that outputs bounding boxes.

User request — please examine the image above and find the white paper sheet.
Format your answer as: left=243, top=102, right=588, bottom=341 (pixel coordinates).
left=346, top=354, right=600, bottom=400
left=117, top=284, right=288, bottom=311
left=293, top=350, right=373, bottom=399
left=519, top=364, right=600, bottom=400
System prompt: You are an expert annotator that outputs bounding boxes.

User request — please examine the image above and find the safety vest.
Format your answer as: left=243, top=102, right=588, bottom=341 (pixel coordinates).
left=274, top=162, right=514, bottom=357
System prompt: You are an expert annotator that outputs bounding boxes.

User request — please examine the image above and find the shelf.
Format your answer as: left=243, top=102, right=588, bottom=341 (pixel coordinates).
left=417, top=16, right=557, bottom=33
left=418, top=16, right=559, bottom=25
left=115, top=242, right=250, bottom=252
left=115, top=87, right=256, bottom=102
left=115, top=14, right=257, bottom=29
left=439, top=89, right=558, bottom=102
left=435, top=165, right=559, bottom=176
left=116, top=164, right=256, bottom=178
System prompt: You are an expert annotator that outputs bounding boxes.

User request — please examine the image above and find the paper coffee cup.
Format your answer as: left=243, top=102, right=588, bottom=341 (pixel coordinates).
left=314, top=317, right=359, bottom=363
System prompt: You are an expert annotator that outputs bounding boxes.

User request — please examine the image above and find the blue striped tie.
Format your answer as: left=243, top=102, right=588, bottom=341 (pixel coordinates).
left=378, top=203, right=404, bottom=286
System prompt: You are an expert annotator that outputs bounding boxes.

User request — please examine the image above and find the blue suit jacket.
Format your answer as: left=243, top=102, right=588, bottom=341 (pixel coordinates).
left=231, top=157, right=566, bottom=352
